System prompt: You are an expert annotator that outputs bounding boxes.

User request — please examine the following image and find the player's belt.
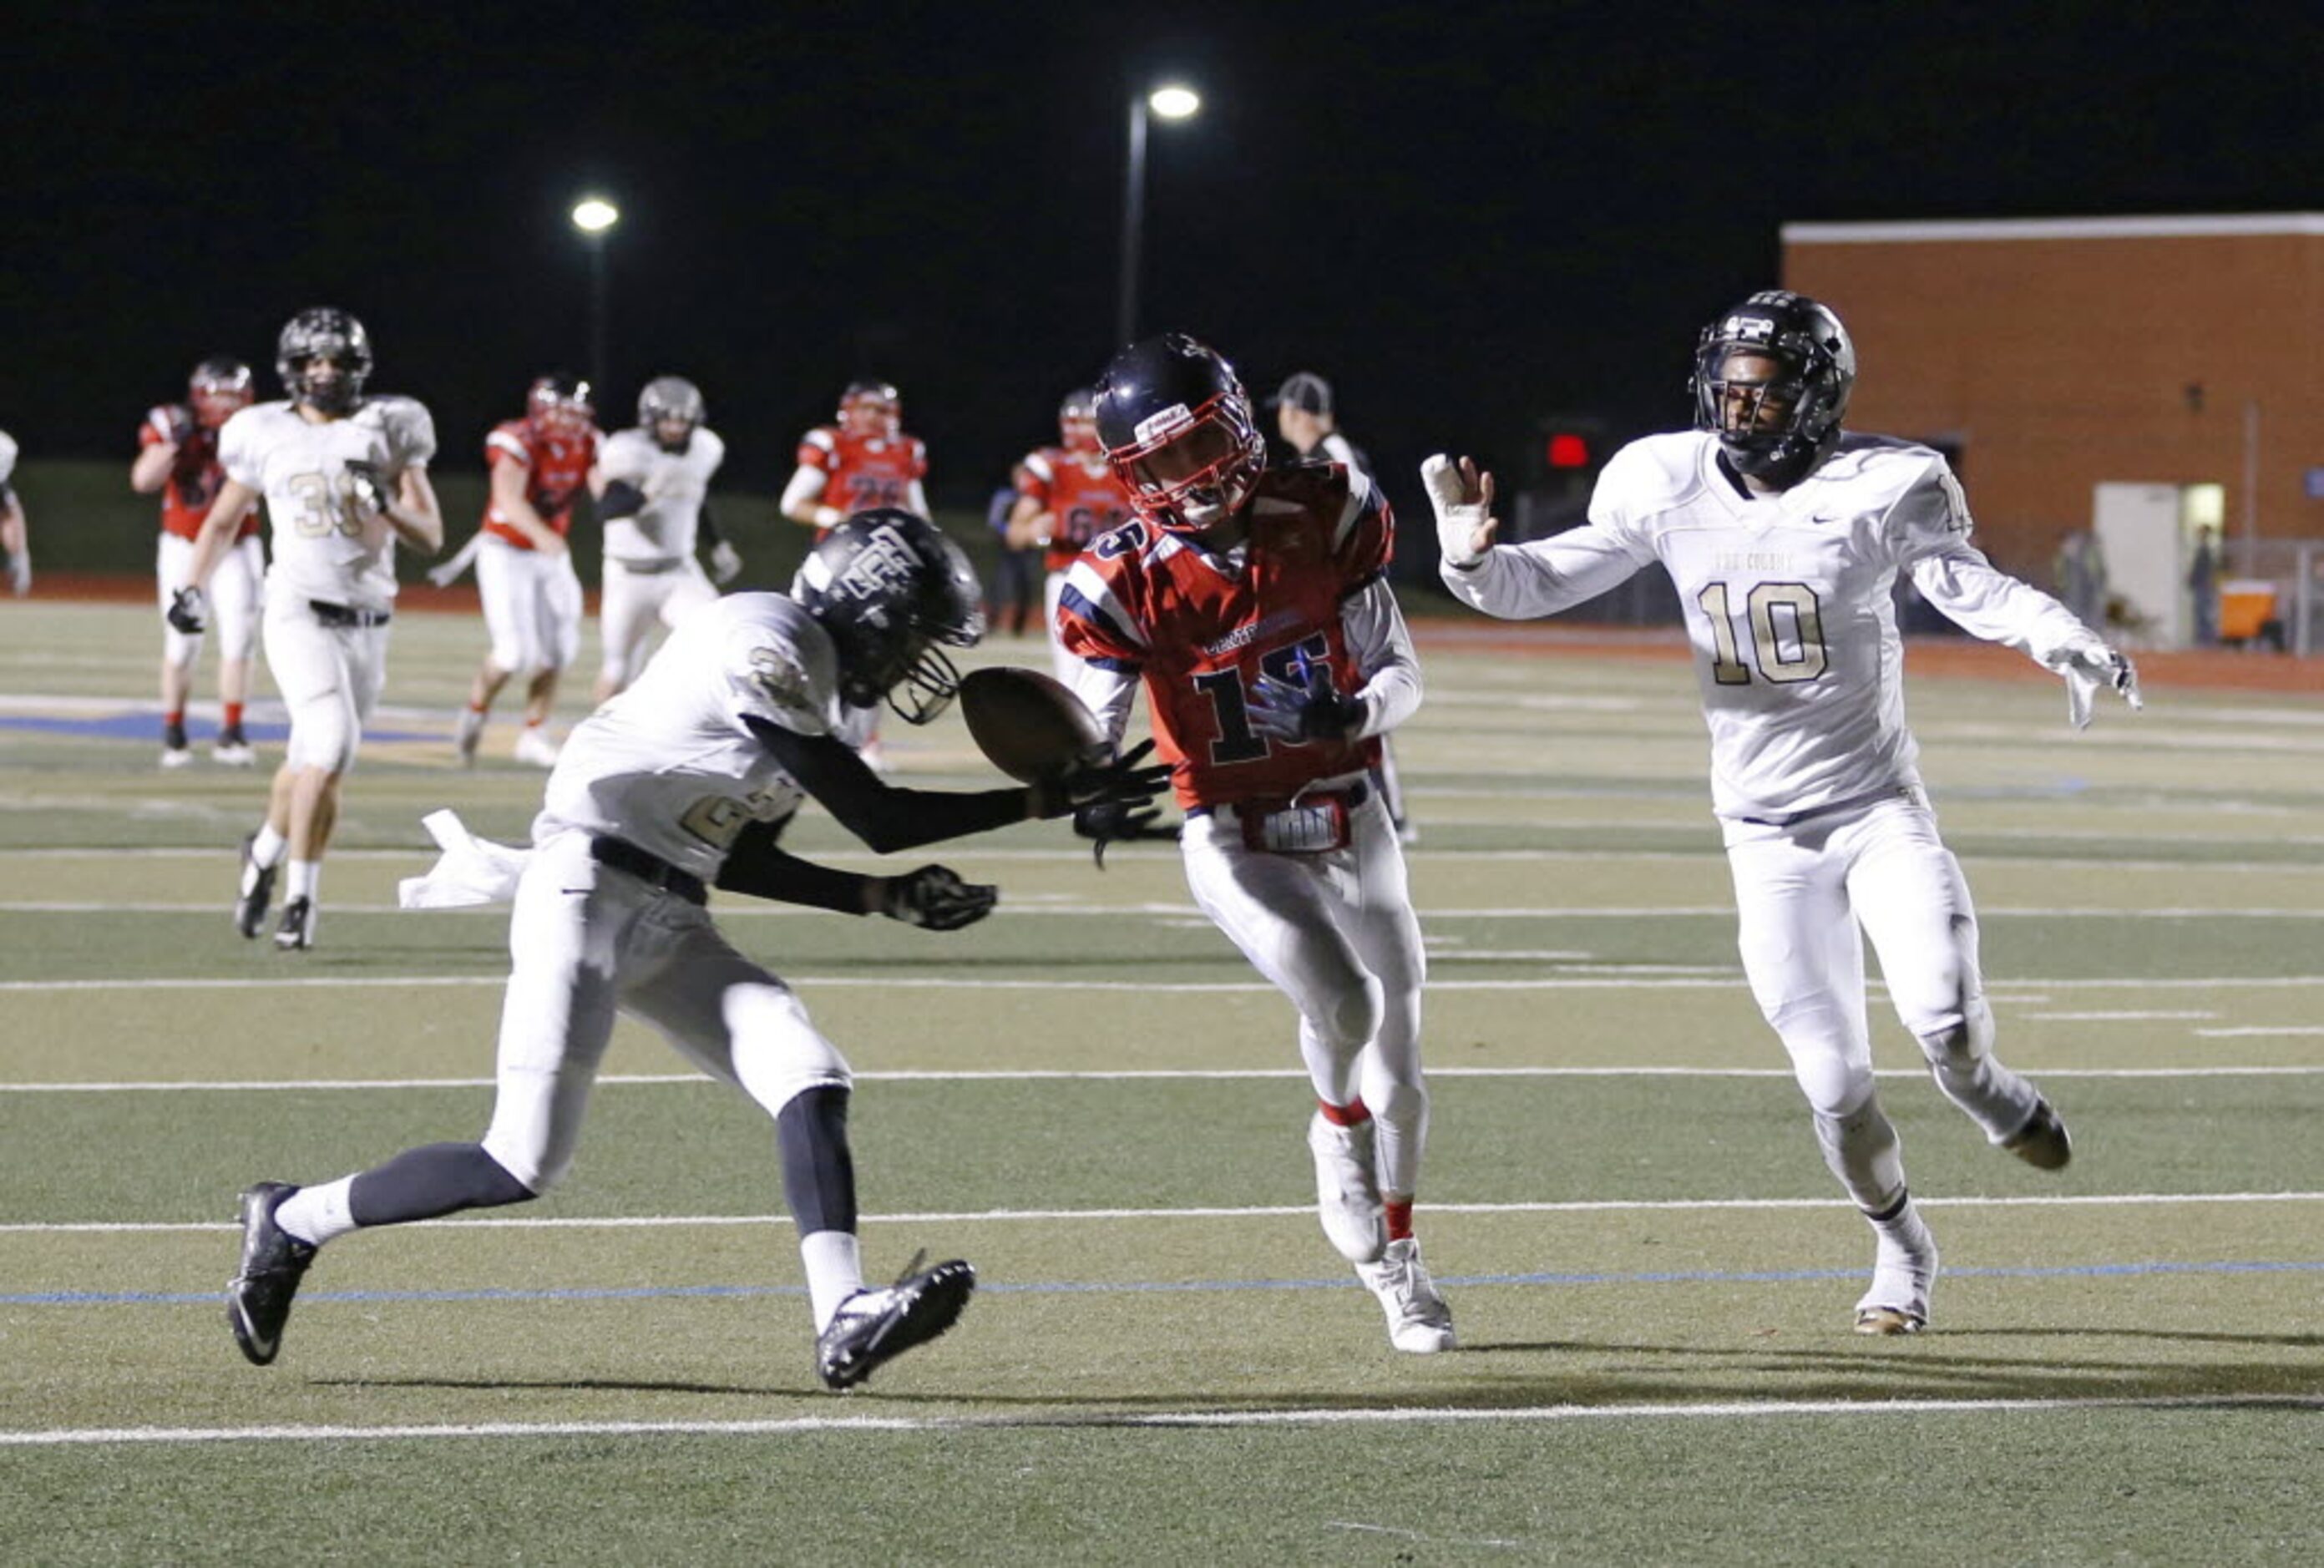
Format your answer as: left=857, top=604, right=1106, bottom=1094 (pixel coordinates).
left=609, top=556, right=684, bottom=574
left=1733, top=783, right=1920, bottom=829
left=589, top=836, right=710, bottom=905
left=1192, top=781, right=1370, bottom=854
left=308, top=599, right=392, bottom=629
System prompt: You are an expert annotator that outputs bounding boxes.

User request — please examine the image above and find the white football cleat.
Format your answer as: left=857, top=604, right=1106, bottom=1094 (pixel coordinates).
left=512, top=728, right=561, bottom=768
left=212, top=736, right=256, bottom=767
left=160, top=744, right=194, bottom=770
left=1308, top=1111, right=1386, bottom=1265
left=1357, top=1236, right=1456, bottom=1353
left=1854, top=1202, right=1939, bottom=1336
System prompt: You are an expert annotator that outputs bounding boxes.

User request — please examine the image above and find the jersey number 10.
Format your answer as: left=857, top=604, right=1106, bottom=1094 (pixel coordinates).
left=1696, top=581, right=1830, bottom=685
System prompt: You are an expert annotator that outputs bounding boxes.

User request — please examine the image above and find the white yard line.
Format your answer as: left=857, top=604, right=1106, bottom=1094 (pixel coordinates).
left=4, top=1392, right=2321, bottom=1448
left=10, top=1190, right=2324, bottom=1236
left=2195, top=1026, right=2324, bottom=1038
left=8, top=900, right=2321, bottom=918
left=7, top=1063, right=2323, bottom=1094
left=7, top=973, right=2324, bottom=996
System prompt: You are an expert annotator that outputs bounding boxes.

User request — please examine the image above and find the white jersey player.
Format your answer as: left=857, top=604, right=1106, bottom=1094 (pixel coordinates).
left=1435, top=291, right=2141, bottom=1336
left=221, top=511, right=1169, bottom=1389
left=591, top=376, right=738, bottom=702
left=173, top=307, right=444, bottom=952
left=0, top=428, right=27, bottom=597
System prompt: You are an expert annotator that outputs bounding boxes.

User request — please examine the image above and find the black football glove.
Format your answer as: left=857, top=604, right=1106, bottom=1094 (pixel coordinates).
left=1072, top=798, right=1180, bottom=869
left=1027, top=737, right=1172, bottom=819
left=876, top=865, right=998, bottom=931
left=1246, top=667, right=1365, bottom=744
left=165, top=585, right=208, bottom=635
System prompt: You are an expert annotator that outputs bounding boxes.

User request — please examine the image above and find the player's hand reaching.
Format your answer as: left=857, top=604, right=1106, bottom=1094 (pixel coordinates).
left=1027, top=737, right=1172, bottom=819
left=2056, top=636, right=2143, bottom=729
left=344, top=459, right=392, bottom=519
left=1072, top=798, right=1178, bottom=869
left=1423, top=453, right=1499, bottom=569
left=165, top=584, right=208, bottom=634
left=149, top=405, right=195, bottom=448
left=1247, top=665, right=1365, bottom=744
left=709, top=540, right=745, bottom=585
left=875, top=865, right=997, bottom=931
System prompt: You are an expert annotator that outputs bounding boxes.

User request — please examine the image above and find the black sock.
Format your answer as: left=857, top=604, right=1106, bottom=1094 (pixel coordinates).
left=348, top=1141, right=535, bottom=1227
left=776, top=1086, right=858, bottom=1235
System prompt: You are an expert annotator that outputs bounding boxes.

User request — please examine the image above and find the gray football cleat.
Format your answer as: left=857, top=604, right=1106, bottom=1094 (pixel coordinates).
left=227, top=1182, right=316, bottom=1366
left=816, top=1253, right=976, bottom=1391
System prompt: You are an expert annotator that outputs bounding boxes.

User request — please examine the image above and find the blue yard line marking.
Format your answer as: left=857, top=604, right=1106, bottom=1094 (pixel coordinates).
left=0, top=715, right=438, bottom=745
left=11, top=1257, right=2324, bottom=1309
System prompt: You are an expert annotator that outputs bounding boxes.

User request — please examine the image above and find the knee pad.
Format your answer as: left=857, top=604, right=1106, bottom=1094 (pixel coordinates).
left=727, top=985, right=853, bottom=1114
left=1913, top=992, right=1994, bottom=1071
left=1763, top=996, right=1873, bottom=1119
left=1315, top=971, right=1384, bottom=1057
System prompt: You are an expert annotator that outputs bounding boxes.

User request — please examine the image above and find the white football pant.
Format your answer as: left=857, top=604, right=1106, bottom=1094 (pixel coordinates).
left=480, top=832, right=851, bottom=1193
left=1181, top=793, right=1430, bottom=1193
left=599, top=558, right=717, bottom=691
left=477, top=536, right=583, bottom=675
left=262, top=593, right=388, bottom=773
left=1724, top=791, right=2040, bottom=1210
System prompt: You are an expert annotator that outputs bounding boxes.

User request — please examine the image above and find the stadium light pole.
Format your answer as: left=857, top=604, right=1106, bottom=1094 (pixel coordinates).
left=570, top=195, right=620, bottom=394
left=1116, top=83, right=1202, bottom=348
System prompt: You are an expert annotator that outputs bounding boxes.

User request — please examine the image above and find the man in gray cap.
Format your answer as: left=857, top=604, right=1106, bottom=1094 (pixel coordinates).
left=1269, top=371, right=1411, bottom=843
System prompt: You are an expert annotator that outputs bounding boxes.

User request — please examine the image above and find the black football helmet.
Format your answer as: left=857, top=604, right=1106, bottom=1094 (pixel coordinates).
left=1690, top=290, right=1856, bottom=488
left=190, top=356, right=255, bottom=428
left=638, top=376, right=705, bottom=450
left=792, top=508, right=985, bottom=722
left=1095, top=334, right=1265, bottom=534
left=276, top=307, right=372, bottom=417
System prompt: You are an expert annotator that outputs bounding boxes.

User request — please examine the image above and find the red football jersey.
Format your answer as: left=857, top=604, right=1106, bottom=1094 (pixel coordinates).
left=1056, top=467, right=1394, bottom=811
left=483, top=419, right=600, bottom=548
left=140, top=406, right=256, bottom=542
left=797, top=424, right=928, bottom=535
left=1015, top=446, right=1133, bottom=574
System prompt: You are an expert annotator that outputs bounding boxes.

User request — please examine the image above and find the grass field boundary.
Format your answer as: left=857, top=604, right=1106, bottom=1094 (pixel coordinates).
left=8, top=1391, right=2324, bottom=1449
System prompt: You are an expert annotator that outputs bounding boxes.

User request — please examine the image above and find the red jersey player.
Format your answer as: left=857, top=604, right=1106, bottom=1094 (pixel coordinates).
left=780, top=379, right=929, bottom=764
left=132, top=357, right=260, bottom=767
left=453, top=375, right=600, bottom=766
left=780, top=380, right=929, bottom=541
left=1054, top=334, right=1446, bottom=1354
left=1006, top=386, right=1133, bottom=684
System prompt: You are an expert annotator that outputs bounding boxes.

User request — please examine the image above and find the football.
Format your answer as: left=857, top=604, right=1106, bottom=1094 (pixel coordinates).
left=959, top=666, right=1105, bottom=782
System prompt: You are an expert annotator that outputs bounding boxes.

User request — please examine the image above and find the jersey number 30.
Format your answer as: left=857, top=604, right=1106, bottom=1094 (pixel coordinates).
left=1697, top=581, right=1829, bottom=685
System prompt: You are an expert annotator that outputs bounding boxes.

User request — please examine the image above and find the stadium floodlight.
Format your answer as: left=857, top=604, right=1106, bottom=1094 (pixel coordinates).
left=570, top=195, right=620, bottom=393
left=1118, top=82, right=1203, bottom=346
left=570, top=196, right=620, bottom=235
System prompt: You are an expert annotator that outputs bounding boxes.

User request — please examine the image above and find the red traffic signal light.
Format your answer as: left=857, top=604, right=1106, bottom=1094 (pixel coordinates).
left=1546, top=431, right=1592, bottom=469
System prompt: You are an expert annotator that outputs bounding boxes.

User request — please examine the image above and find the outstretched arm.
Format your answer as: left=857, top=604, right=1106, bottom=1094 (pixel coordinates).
left=1427, top=453, right=1647, bottom=619
left=715, top=817, right=994, bottom=929
left=1910, top=544, right=2140, bottom=725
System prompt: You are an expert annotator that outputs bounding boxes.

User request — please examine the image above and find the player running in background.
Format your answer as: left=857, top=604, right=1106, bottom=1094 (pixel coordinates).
left=171, top=306, right=443, bottom=952
left=1005, top=387, right=1132, bottom=685
left=590, top=375, right=737, bottom=702
left=448, top=376, right=600, bottom=767
left=134, top=357, right=261, bottom=767
left=779, top=379, right=929, bottom=766
left=224, top=510, right=1167, bottom=1388
left=1435, top=290, right=2140, bottom=1333
left=1, top=430, right=29, bottom=597
left=1056, top=334, right=1450, bottom=1353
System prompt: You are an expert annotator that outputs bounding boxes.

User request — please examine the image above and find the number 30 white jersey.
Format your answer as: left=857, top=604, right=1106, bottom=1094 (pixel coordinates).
left=1442, top=431, right=2097, bottom=822
left=220, top=396, right=437, bottom=610
left=534, top=594, right=839, bottom=881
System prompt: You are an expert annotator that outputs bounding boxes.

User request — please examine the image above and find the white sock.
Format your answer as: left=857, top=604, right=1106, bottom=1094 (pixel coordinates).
left=286, top=859, right=320, bottom=902
left=800, top=1230, right=863, bottom=1330
left=274, top=1177, right=359, bottom=1247
left=251, top=824, right=288, bottom=868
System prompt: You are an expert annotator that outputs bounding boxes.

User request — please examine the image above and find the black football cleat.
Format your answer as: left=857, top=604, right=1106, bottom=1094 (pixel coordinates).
left=234, top=833, right=276, bottom=939
left=274, top=896, right=316, bottom=952
left=2002, top=1098, right=2073, bottom=1171
left=227, top=1182, right=316, bottom=1366
left=816, top=1253, right=975, bottom=1391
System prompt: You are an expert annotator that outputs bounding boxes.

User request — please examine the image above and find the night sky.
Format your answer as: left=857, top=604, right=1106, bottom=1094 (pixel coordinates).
left=8, top=2, right=2317, bottom=513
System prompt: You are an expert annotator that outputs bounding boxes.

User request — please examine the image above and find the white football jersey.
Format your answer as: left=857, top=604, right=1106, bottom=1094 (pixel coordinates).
left=1444, top=432, right=2097, bottom=821
left=597, top=425, right=727, bottom=563
left=220, top=396, right=436, bottom=609
left=534, top=593, right=838, bottom=880
left=0, top=429, right=17, bottom=485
